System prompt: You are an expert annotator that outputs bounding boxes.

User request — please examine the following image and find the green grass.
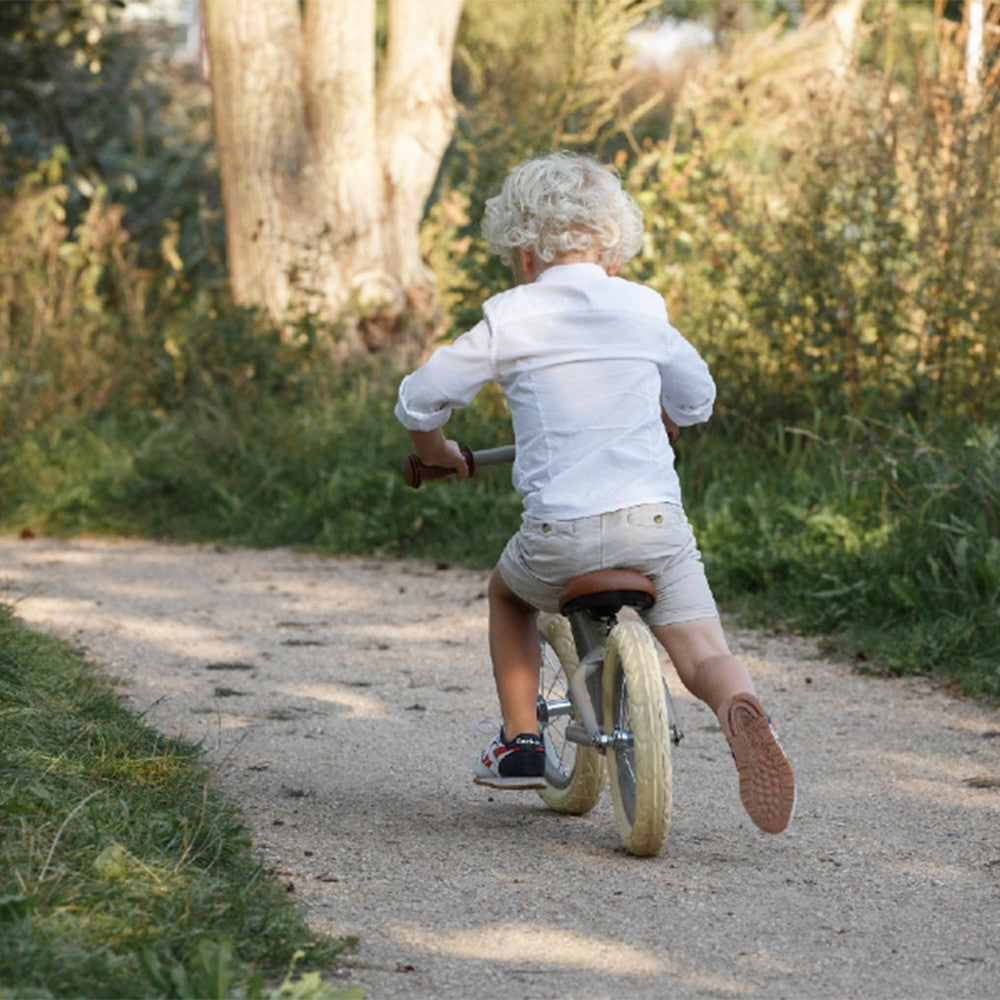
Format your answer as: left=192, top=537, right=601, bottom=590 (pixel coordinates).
left=1, top=366, right=997, bottom=699
left=679, top=419, right=1000, bottom=698
left=0, top=605, right=359, bottom=999
left=0, top=371, right=523, bottom=568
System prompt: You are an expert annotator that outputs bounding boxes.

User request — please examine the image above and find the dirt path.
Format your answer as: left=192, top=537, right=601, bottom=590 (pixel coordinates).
left=2, top=536, right=998, bottom=998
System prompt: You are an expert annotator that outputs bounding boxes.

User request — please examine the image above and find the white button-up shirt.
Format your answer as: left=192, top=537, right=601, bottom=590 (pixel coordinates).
left=395, top=263, right=716, bottom=521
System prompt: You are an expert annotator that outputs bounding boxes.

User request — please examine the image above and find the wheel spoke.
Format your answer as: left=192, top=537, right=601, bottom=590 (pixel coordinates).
left=602, top=621, right=672, bottom=856
left=535, top=614, right=606, bottom=815
left=613, top=672, right=637, bottom=821
left=539, top=641, right=577, bottom=787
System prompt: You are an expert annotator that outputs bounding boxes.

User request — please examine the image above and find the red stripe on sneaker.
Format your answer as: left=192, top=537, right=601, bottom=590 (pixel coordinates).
left=483, top=746, right=514, bottom=767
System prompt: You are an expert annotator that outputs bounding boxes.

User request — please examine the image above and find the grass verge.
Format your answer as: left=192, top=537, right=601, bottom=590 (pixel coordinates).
left=1, top=369, right=996, bottom=699
left=0, top=604, right=359, bottom=999
left=680, top=418, right=1000, bottom=699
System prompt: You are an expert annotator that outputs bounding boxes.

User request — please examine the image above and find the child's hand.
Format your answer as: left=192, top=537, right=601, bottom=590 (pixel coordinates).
left=409, top=429, right=470, bottom=481
left=432, top=438, right=471, bottom=481
left=661, top=411, right=680, bottom=445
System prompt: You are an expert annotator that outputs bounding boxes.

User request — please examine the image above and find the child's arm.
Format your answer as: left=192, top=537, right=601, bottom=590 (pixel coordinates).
left=395, top=321, right=493, bottom=481
left=407, top=428, right=470, bottom=481
left=661, top=409, right=680, bottom=445
left=660, top=335, right=716, bottom=428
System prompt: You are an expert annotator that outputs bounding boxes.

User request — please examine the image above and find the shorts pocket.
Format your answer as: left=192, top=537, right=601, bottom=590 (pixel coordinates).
left=516, top=519, right=580, bottom=587
left=625, top=504, right=684, bottom=529
left=521, top=517, right=577, bottom=539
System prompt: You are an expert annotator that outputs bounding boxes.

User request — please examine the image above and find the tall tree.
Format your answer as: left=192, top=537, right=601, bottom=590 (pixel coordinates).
left=965, top=0, right=985, bottom=106
left=801, top=0, right=864, bottom=82
left=202, top=0, right=463, bottom=351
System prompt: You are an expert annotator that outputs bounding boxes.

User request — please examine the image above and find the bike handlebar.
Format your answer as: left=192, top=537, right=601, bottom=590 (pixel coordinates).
left=402, top=444, right=516, bottom=489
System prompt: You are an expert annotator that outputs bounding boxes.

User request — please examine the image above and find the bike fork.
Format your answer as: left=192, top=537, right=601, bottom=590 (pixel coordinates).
left=536, top=608, right=684, bottom=749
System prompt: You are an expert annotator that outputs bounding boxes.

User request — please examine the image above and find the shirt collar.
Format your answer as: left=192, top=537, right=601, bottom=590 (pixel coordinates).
left=535, top=262, right=609, bottom=284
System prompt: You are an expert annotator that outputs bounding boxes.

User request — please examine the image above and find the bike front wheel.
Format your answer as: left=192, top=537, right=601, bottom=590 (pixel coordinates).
left=602, top=620, right=672, bottom=856
left=536, top=613, right=606, bottom=815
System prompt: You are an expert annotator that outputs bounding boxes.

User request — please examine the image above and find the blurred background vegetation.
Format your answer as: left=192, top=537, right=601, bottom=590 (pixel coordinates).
left=1, top=0, right=997, bottom=696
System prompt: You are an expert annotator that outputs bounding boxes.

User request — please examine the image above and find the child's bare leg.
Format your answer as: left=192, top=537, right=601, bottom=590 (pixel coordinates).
left=488, top=568, right=541, bottom=736
left=650, top=615, right=795, bottom=833
left=649, top=616, right=754, bottom=715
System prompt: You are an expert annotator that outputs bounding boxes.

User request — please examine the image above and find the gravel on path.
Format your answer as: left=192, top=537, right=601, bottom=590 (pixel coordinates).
left=2, top=536, right=998, bottom=999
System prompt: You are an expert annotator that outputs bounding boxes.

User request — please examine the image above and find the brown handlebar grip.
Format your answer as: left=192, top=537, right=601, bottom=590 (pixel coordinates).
left=402, top=445, right=475, bottom=488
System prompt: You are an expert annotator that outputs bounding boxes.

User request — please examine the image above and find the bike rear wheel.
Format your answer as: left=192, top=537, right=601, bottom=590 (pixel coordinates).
left=602, top=621, right=672, bottom=856
left=536, top=613, right=606, bottom=815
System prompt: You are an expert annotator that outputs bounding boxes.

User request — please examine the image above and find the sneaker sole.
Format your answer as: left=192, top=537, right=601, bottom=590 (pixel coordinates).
left=719, top=693, right=796, bottom=834
left=473, top=775, right=547, bottom=790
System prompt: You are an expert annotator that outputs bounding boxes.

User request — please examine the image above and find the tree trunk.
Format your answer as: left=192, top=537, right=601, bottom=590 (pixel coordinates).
left=203, top=0, right=463, bottom=350
left=965, top=0, right=985, bottom=107
left=379, top=0, right=464, bottom=293
left=802, top=0, right=864, bottom=83
left=203, top=0, right=311, bottom=323
left=829, top=0, right=863, bottom=81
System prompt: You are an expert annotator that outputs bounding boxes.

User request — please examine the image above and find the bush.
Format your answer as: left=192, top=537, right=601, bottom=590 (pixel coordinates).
left=681, top=417, right=1000, bottom=696
left=622, top=9, right=999, bottom=425
left=1, top=2, right=998, bottom=698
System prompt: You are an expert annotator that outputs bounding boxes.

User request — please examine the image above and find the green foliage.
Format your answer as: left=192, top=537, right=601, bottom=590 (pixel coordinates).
left=621, top=10, right=1000, bottom=425
left=2, top=0, right=999, bottom=703
left=680, top=417, right=1000, bottom=697
left=433, top=0, right=661, bottom=330
left=0, top=1, right=115, bottom=192
left=0, top=2, right=221, bottom=442
left=0, top=605, right=353, bottom=997
left=0, top=370, right=521, bottom=567
left=0, top=0, right=220, bottom=266
left=0, top=158, right=146, bottom=438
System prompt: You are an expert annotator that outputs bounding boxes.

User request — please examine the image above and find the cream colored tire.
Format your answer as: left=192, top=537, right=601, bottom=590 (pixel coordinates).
left=536, top=613, right=606, bottom=815
left=602, top=621, right=672, bottom=856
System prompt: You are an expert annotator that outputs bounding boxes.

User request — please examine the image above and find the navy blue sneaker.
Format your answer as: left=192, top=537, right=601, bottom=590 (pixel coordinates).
left=473, top=729, right=546, bottom=789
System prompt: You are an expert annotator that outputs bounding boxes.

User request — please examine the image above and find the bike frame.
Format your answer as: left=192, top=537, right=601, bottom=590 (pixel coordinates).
left=402, top=443, right=684, bottom=751
left=404, top=441, right=682, bottom=855
left=541, top=605, right=684, bottom=751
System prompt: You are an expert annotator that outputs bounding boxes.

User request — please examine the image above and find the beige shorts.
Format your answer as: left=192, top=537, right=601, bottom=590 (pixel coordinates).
left=497, top=502, right=718, bottom=627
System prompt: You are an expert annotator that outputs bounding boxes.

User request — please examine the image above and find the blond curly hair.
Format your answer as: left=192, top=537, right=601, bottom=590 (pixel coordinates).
left=482, top=151, right=644, bottom=269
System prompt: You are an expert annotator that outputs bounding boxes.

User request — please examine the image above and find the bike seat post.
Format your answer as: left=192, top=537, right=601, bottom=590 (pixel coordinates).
left=565, top=608, right=610, bottom=662
left=557, top=571, right=657, bottom=745
left=560, top=608, right=612, bottom=742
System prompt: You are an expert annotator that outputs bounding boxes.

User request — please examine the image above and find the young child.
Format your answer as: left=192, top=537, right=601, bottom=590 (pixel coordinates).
left=395, top=152, right=795, bottom=834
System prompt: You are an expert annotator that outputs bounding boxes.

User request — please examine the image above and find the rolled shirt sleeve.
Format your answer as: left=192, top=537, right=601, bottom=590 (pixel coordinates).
left=659, top=333, right=716, bottom=427
left=395, top=321, right=495, bottom=431
left=394, top=264, right=718, bottom=520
